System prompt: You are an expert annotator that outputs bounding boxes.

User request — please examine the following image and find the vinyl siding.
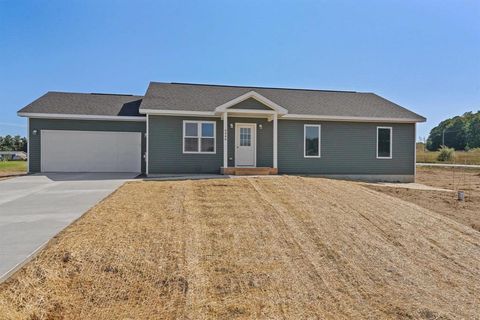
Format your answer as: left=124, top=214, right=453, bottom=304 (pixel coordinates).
left=28, top=118, right=146, bottom=173
left=148, top=116, right=223, bottom=174
left=278, top=120, right=415, bottom=175
left=228, top=98, right=272, bottom=110
left=148, top=116, right=414, bottom=175
left=227, top=117, right=273, bottom=167
left=148, top=116, right=273, bottom=173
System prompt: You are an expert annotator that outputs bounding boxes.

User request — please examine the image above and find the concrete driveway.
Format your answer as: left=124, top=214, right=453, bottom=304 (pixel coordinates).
left=0, top=173, right=137, bottom=282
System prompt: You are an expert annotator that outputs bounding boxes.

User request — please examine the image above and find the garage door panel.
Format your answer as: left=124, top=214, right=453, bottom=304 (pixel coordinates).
left=41, top=130, right=141, bottom=172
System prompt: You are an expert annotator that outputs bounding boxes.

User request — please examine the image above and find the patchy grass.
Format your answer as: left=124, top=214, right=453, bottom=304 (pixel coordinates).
left=0, top=161, right=27, bottom=177
left=0, top=176, right=479, bottom=319
left=369, top=166, right=480, bottom=231
left=417, top=147, right=480, bottom=165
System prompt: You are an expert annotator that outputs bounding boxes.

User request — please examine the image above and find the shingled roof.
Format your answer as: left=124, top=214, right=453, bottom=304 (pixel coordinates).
left=17, top=83, right=425, bottom=122
left=18, top=92, right=144, bottom=117
left=140, top=82, right=425, bottom=121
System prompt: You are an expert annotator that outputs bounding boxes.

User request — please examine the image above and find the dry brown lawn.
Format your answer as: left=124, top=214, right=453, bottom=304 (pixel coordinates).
left=369, top=166, right=480, bottom=231
left=1, top=176, right=480, bottom=319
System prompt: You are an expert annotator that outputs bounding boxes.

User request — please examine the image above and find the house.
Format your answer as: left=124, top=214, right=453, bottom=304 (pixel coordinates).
left=17, top=82, right=426, bottom=181
left=0, top=151, right=27, bottom=161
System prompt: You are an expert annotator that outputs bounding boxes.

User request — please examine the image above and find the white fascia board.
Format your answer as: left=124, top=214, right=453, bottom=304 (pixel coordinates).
left=217, top=109, right=277, bottom=115
left=282, top=114, right=425, bottom=123
left=214, top=91, right=288, bottom=115
left=139, top=109, right=217, bottom=117
left=17, top=112, right=146, bottom=122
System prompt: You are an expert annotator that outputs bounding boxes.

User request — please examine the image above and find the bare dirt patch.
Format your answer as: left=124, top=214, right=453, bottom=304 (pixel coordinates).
left=369, top=166, right=480, bottom=231
left=0, top=176, right=479, bottom=319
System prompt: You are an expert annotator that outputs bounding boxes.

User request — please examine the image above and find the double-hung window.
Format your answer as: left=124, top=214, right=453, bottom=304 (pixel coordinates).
left=377, top=127, right=392, bottom=159
left=183, top=121, right=216, bottom=153
left=304, top=124, right=321, bottom=158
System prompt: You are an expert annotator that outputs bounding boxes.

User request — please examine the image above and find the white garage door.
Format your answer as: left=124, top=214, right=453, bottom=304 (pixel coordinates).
left=41, top=130, right=142, bottom=172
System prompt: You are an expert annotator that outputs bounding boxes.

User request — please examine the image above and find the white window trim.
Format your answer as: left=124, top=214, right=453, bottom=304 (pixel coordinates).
left=376, top=126, right=393, bottom=159
left=304, top=124, right=321, bottom=158
left=182, top=120, right=216, bottom=154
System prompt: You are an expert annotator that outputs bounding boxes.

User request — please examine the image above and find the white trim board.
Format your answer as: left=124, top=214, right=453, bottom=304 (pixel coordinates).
left=182, top=120, right=217, bottom=154
left=27, top=118, right=30, bottom=173
left=140, top=109, right=216, bottom=117
left=18, top=112, right=146, bottom=122
left=140, top=110, right=424, bottom=123
left=283, top=114, right=424, bottom=123
left=304, top=124, right=321, bottom=158
left=146, top=114, right=149, bottom=175
left=20, top=111, right=424, bottom=124
left=376, top=126, right=393, bottom=159
left=414, top=123, right=417, bottom=178
left=215, top=91, right=288, bottom=115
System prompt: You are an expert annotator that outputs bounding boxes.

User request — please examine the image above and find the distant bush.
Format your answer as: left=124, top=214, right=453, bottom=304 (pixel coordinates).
left=437, top=146, right=455, bottom=162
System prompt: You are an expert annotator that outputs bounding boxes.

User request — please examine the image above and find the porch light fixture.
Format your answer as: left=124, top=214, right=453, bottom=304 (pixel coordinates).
left=32, top=129, right=38, bottom=135
left=258, top=124, right=263, bottom=130
left=229, top=123, right=233, bottom=129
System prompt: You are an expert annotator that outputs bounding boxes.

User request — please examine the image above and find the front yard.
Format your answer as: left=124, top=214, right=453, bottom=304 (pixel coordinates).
left=0, top=161, right=26, bottom=178
left=369, top=166, right=480, bottom=231
left=0, top=175, right=479, bottom=319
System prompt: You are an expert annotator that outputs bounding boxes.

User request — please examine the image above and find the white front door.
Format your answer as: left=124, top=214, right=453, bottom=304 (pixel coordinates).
left=235, top=123, right=256, bottom=167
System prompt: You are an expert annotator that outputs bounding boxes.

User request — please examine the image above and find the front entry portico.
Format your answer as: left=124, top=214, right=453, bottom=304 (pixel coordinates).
left=216, top=91, right=287, bottom=175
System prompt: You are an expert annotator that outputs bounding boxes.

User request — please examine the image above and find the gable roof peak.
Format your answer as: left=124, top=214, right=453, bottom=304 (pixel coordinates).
left=214, top=90, right=288, bottom=115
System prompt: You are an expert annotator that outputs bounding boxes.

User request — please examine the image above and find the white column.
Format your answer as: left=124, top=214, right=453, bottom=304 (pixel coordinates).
left=223, top=112, right=228, bottom=168
left=273, top=113, right=278, bottom=168
left=146, top=114, right=149, bottom=176
left=27, top=117, right=30, bottom=173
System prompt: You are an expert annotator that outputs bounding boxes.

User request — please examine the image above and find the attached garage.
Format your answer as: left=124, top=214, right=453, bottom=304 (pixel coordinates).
left=40, top=130, right=142, bottom=173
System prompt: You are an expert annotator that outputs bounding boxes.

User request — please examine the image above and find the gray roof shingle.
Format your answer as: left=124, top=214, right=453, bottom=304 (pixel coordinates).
left=18, top=92, right=144, bottom=117
left=140, top=82, right=425, bottom=121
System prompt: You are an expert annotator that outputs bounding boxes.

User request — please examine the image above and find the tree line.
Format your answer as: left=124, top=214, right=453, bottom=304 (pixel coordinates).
left=427, top=111, right=480, bottom=151
left=0, top=135, right=28, bottom=152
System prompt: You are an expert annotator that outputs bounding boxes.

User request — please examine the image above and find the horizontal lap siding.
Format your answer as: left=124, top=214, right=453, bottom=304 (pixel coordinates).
left=227, top=117, right=273, bottom=168
left=148, top=116, right=223, bottom=174
left=278, top=120, right=414, bottom=175
left=28, top=118, right=146, bottom=173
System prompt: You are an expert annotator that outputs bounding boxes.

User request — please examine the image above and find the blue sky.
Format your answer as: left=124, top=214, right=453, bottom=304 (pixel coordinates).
left=1, top=0, right=479, bottom=139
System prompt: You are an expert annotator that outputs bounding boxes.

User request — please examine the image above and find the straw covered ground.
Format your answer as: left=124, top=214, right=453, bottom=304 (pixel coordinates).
left=1, top=176, right=479, bottom=319
left=368, top=166, right=480, bottom=232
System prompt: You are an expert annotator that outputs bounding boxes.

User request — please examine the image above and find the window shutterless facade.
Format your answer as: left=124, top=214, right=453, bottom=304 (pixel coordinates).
left=183, top=120, right=216, bottom=154
left=377, top=126, right=392, bottom=159
left=304, top=124, right=321, bottom=158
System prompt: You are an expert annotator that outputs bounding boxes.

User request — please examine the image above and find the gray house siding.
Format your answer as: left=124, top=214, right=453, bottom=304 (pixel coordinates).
left=148, top=116, right=274, bottom=174
left=28, top=118, right=146, bottom=173
left=277, top=120, right=415, bottom=175
left=227, top=117, right=273, bottom=167
left=148, top=116, right=414, bottom=176
left=148, top=116, right=223, bottom=174
left=228, top=98, right=272, bottom=110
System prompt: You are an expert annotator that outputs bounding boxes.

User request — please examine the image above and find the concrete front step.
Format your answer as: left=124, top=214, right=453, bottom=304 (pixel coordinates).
left=221, top=167, right=278, bottom=175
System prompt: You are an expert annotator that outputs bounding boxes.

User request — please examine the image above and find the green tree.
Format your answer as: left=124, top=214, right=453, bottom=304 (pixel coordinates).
left=427, top=111, right=479, bottom=151
left=466, top=113, right=480, bottom=149
left=0, top=135, right=27, bottom=151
